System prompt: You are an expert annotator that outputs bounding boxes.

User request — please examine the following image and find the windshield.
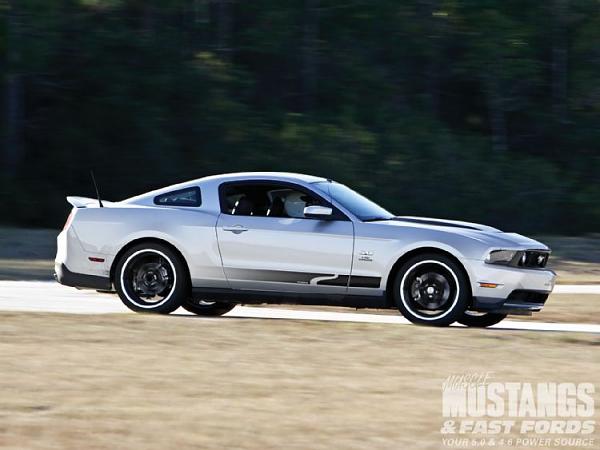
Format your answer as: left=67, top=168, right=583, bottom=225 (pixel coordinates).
left=313, top=181, right=394, bottom=221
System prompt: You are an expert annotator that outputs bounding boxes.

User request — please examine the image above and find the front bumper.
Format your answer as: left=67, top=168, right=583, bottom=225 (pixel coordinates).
left=473, top=289, right=550, bottom=315
left=467, top=259, right=556, bottom=315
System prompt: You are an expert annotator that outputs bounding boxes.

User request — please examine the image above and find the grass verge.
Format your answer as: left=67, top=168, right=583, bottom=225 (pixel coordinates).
left=0, top=312, right=598, bottom=449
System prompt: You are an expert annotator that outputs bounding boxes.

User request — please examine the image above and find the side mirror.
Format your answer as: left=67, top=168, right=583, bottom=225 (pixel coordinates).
left=304, top=205, right=333, bottom=219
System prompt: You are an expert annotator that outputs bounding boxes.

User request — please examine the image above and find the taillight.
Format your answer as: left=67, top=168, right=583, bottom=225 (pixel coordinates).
left=63, top=209, right=76, bottom=231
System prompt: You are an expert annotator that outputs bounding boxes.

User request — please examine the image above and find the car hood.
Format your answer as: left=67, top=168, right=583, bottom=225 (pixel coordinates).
left=372, top=216, right=549, bottom=251
left=394, top=216, right=501, bottom=233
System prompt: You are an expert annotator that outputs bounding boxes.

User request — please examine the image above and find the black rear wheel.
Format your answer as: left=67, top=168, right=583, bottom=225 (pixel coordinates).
left=182, top=299, right=236, bottom=317
left=457, top=311, right=507, bottom=328
left=115, top=243, right=189, bottom=314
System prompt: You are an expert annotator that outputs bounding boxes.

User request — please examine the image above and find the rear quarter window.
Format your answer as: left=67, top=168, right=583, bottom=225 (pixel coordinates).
left=154, top=187, right=201, bottom=207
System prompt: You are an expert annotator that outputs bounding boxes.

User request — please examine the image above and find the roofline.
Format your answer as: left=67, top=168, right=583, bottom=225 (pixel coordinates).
left=121, top=172, right=329, bottom=204
left=197, top=172, right=328, bottom=183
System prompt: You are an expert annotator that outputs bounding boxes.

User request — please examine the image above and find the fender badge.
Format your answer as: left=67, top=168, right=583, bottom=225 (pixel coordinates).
left=358, top=251, right=373, bottom=262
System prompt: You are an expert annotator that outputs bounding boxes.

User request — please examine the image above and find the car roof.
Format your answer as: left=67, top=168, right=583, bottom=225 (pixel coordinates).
left=122, top=172, right=328, bottom=204
left=199, top=172, right=327, bottom=184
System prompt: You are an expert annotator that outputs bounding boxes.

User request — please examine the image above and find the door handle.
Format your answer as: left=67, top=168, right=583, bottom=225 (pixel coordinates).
left=222, top=225, right=248, bottom=234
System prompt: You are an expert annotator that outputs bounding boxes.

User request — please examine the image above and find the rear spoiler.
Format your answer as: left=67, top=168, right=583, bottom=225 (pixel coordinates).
left=66, top=196, right=111, bottom=208
left=68, top=172, right=108, bottom=208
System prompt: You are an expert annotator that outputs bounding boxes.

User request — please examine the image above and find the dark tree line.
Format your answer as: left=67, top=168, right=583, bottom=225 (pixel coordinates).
left=1, top=0, right=599, bottom=233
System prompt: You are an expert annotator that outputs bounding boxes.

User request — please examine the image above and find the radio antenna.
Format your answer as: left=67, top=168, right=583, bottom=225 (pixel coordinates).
left=90, top=170, right=104, bottom=208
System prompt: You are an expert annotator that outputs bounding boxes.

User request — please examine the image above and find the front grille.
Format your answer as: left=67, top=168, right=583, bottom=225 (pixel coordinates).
left=507, top=290, right=550, bottom=304
left=515, top=250, right=549, bottom=268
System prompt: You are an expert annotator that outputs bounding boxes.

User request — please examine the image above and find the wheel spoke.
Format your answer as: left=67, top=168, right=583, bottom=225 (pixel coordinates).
left=123, top=251, right=175, bottom=306
left=401, top=261, right=459, bottom=319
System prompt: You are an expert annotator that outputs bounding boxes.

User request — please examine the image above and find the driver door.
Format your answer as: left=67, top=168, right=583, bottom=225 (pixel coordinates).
left=216, top=181, right=354, bottom=294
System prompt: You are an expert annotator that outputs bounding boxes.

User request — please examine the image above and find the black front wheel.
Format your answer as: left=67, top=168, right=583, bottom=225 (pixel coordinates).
left=393, top=253, right=470, bottom=326
left=182, top=299, right=236, bottom=317
left=457, top=311, right=507, bottom=328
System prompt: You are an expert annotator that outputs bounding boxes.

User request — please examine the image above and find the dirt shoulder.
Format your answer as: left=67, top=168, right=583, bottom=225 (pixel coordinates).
left=541, top=235, right=600, bottom=284
left=0, top=312, right=598, bottom=450
left=0, top=227, right=57, bottom=281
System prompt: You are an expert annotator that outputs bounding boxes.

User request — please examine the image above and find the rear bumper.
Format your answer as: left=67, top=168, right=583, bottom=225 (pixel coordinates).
left=54, top=263, right=112, bottom=290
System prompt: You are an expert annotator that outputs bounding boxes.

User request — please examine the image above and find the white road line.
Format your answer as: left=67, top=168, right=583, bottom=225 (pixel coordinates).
left=552, top=284, right=600, bottom=294
left=0, top=281, right=599, bottom=333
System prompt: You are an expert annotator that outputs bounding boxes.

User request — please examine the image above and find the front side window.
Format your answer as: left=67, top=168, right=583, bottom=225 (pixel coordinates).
left=154, top=187, right=201, bottom=207
left=312, top=181, right=393, bottom=221
left=220, top=182, right=324, bottom=219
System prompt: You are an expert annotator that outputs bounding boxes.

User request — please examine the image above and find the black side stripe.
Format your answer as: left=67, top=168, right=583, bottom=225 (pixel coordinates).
left=316, top=275, right=381, bottom=288
left=226, top=268, right=329, bottom=284
left=348, top=276, right=381, bottom=288
left=317, top=275, right=349, bottom=287
left=226, top=268, right=381, bottom=288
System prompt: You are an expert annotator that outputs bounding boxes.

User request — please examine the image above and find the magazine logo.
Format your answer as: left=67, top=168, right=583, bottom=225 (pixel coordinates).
left=441, top=372, right=596, bottom=448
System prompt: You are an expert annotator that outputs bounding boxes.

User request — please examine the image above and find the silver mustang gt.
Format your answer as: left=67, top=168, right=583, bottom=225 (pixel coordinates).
left=55, top=172, right=556, bottom=327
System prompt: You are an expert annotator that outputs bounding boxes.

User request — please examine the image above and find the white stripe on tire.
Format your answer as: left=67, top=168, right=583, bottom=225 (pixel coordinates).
left=399, top=260, right=460, bottom=321
left=120, top=249, right=177, bottom=309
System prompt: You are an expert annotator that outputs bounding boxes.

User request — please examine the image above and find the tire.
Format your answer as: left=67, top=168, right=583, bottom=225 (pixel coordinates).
left=114, top=242, right=189, bottom=314
left=182, top=299, right=236, bottom=317
left=457, top=311, right=507, bottom=328
left=393, top=253, right=470, bottom=327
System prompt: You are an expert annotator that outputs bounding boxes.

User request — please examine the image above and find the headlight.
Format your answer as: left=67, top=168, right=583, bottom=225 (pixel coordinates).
left=485, top=249, right=518, bottom=265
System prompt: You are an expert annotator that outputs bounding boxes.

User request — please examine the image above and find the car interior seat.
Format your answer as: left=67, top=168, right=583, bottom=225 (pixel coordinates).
left=283, top=192, right=307, bottom=218
left=267, top=197, right=285, bottom=217
left=232, top=196, right=254, bottom=215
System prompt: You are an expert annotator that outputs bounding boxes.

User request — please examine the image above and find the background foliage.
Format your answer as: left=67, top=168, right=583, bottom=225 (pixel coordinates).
left=1, top=0, right=599, bottom=233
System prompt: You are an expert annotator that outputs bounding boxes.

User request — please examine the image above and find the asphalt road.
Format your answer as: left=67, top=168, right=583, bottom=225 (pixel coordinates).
left=1, top=281, right=599, bottom=334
